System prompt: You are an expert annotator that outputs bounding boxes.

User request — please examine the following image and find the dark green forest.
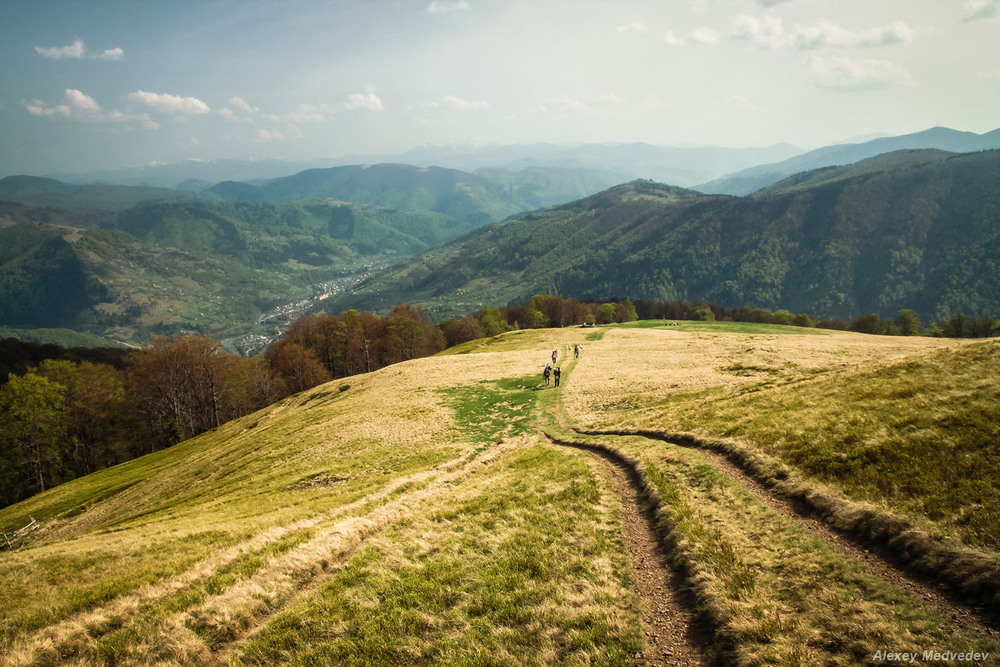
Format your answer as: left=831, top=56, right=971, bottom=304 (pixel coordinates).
left=2, top=150, right=1000, bottom=348
left=329, top=150, right=1000, bottom=323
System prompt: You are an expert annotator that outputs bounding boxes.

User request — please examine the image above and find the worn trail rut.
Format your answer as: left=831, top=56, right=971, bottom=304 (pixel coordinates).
left=574, top=439, right=712, bottom=666
left=547, top=350, right=996, bottom=665
left=592, top=428, right=999, bottom=638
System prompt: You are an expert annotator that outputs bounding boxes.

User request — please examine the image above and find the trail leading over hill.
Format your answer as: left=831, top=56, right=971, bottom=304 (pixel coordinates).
left=542, top=327, right=998, bottom=664
left=1, top=323, right=997, bottom=665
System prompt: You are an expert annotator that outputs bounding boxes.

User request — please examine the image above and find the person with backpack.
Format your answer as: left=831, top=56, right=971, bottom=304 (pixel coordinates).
left=553, top=366, right=561, bottom=387
left=543, top=363, right=551, bottom=386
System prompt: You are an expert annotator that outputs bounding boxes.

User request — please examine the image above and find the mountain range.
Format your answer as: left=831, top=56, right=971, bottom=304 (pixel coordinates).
left=0, top=164, right=632, bottom=345
left=38, top=125, right=999, bottom=194
left=696, top=126, right=1000, bottom=195
left=324, top=149, right=1000, bottom=323
left=2, top=126, right=999, bottom=347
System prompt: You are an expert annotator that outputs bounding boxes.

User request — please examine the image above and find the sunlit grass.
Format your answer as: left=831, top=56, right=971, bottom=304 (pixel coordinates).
left=665, top=339, right=1000, bottom=548
left=2, top=322, right=998, bottom=665
left=232, top=444, right=644, bottom=666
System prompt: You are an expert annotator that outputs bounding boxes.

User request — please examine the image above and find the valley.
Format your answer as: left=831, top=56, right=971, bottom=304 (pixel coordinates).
left=1, top=322, right=996, bottom=665
left=4, top=138, right=1000, bottom=349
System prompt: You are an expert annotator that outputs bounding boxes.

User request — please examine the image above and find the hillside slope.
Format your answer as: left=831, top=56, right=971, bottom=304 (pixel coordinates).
left=697, top=126, right=1000, bottom=195
left=209, top=163, right=625, bottom=226
left=1, top=324, right=996, bottom=664
left=328, top=149, right=1000, bottom=321
left=0, top=198, right=476, bottom=343
left=0, top=175, right=219, bottom=211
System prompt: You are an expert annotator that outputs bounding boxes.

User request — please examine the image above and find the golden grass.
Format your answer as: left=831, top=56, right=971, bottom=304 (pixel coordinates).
left=2, top=322, right=998, bottom=666
left=0, top=331, right=635, bottom=665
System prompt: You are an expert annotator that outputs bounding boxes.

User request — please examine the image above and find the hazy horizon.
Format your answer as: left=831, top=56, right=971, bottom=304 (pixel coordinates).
left=2, top=0, right=998, bottom=178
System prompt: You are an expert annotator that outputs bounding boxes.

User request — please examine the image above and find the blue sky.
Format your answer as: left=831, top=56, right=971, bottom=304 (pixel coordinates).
left=1, top=0, right=998, bottom=177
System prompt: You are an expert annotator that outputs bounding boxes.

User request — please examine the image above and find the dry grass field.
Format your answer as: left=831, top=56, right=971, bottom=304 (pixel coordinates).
left=1, top=321, right=997, bottom=665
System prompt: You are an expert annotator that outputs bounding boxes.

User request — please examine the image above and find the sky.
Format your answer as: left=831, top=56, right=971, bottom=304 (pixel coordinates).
left=1, top=0, right=998, bottom=177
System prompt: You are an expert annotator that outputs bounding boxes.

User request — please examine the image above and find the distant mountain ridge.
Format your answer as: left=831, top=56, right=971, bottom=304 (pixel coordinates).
left=3, top=136, right=1000, bottom=346
left=0, top=175, right=218, bottom=211
left=394, top=141, right=804, bottom=187
left=697, top=126, right=1000, bottom=195
left=31, top=125, right=995, bottom=196
left=325, top=149, right=1000, bottom=322
left=207, top=163, right=626, bottom=225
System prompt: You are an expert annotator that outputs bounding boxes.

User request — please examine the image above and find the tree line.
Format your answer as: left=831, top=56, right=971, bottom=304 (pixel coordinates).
left=0, top=304, right=448, bottom=508
left=2, top=295, right=997, bottom=508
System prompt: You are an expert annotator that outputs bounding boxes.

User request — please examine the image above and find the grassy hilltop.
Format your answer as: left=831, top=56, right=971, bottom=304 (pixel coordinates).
left=1, top=322, right=997, bottom=665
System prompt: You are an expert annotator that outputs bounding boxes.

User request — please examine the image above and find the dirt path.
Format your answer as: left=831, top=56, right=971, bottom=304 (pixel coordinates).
left=688, top=442, right=999, bottom=636
left=575, top=426, right=999, bottom=639
left=579, top=440, right=712, bottom=666
left=550, top=354, right=997, bottom=655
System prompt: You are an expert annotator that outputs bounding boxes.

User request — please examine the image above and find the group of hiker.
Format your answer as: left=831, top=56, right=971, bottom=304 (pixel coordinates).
left=542, top=344, right=581, bottom=387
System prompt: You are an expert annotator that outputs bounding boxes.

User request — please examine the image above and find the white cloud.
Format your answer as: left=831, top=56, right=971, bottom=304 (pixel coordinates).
left=662, top=30, right=684, bottom=46
left=34, top=39, right=124, bottom=60
left=962, top=0, right=1000, bottom=21
left=34, top=40, right=85, bottom=59
left=809, top=55, right=912, bottom=90
left=24, top=90, right=158, bottom=129
left=128, top=91, right=211, bottom=114
left=691, top=27, right=722, bottom=45
left=426, top=1, right=469, bottom=15
left=93, top=47, right=125, bottom=61
left=102, top=109, right=159, bottom=129
left=65, top=88, right=101, bottom=112
left=24, top=89, right=99, bottom=118
left=730, top=16, right=914, bottom=51
left=616, top=21, right=649, bottom=34
left=441, top=94, right=489, bottom=110
left=220, top=97, right=260, bottom=123
left=793, top=19, right=913, bottom=49
left=284, top=103, right=339, bottom=123
left=732, top=15, right=787, bottom=49
left=230, top=97, right=259, bottom=114
left=343, top=92, right=384, bottom=112
left=25, top=101, right=70, bottom=118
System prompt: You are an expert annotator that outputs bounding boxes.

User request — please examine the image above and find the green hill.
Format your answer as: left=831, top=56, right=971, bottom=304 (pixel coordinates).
left=0, top=175, right=219, bottom=211
left=327, top=149, right=1000, bottom=322
left=696, top=126, right=1000, bottom=195
left=208, top=163, right=626, bottom=227
left=0, top=198, right=479, bottom=344
left=1, top=324, right=996, bottom=664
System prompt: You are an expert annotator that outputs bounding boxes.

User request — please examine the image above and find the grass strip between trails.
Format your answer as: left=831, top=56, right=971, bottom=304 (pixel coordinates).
left=542, top=358, right=1000, bottom=666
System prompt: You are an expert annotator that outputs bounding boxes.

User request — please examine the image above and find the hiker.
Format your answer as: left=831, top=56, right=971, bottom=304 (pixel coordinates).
left=553, top=366, right=561, bottom=387
left=551, top=348, right=558, bottom=364
left=543, top=364, right=551, bottom=386
left=574, top=344, right=580, bottom=359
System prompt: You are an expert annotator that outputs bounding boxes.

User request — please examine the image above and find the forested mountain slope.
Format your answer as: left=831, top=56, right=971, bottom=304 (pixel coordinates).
left=0, top=198, right=478, bottom=343
left=697, top=126, right=1000, bottom=195
left=328, top=149, right=1000, bottom=321
left=0, top=165, right=623, bottom=345
left=209, top=163, right=623, bottom=225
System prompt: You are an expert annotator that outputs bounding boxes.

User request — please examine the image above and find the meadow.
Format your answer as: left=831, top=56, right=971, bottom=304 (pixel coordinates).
left=1, top=321, right=997, bottom=665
